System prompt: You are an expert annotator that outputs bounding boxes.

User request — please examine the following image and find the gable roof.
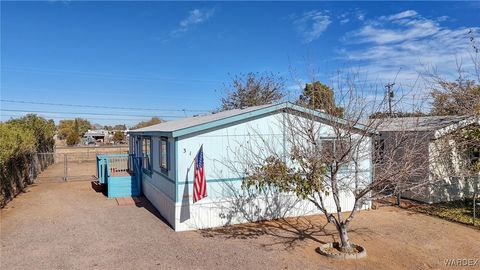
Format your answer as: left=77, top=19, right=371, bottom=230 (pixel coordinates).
left=377, top=115, right=479, bottom=138
left=377, top=115, right=470, bottom=132
left=128, top=102, right=371, bottom=138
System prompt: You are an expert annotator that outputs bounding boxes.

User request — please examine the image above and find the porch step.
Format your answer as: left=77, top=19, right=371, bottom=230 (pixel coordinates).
left=107, top=175, right=140, bottom=198
left=116, top=197, right=142, bottom=206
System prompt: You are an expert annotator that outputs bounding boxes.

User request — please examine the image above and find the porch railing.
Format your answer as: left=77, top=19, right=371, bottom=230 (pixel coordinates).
left=109, top=155, right=129, bottom=174
left=97, top=154, right=129, bottom=184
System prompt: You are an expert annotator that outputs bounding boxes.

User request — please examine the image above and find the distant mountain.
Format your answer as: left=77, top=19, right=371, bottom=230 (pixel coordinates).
left=92, top=123, right=103, bottom=130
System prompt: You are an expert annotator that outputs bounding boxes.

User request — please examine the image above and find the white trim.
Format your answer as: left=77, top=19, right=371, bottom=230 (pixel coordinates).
left=434, top=117, right=480, bottom=139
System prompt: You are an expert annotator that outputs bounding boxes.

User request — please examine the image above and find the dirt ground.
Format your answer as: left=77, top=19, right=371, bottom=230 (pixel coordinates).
left=1, top=181, right=479, bottom=270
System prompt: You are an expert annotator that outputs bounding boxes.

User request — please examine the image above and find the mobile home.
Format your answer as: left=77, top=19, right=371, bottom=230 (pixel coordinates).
left=128, top=102, right=373, bottom=231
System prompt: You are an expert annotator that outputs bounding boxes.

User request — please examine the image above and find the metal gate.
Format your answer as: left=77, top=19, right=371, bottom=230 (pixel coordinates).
left=32, top=146, right=129, bottom=183
left=34, top=152, right=99, bottom=182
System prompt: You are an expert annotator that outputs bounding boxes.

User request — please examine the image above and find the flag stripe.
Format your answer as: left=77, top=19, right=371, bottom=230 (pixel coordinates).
left=193, top=146, right=207, bottom=203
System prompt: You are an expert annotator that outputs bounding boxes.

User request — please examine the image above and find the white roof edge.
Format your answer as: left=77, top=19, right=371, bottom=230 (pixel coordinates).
left=128, top=102, right=373, bottom=137
left=434, top=116, right=480, bottom=139
left=127, top=103, right=281, bottom=134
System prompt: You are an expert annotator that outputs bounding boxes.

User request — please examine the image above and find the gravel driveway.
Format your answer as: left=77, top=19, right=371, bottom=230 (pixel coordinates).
left=1, top=180, right=479, bottom=270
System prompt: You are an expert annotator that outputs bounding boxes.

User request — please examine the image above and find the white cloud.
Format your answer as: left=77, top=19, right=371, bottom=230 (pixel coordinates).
left=338, top=10, right=479, bottom=105
left=293, top=10, right=331, bottom=43
left=340, top=18, right=350, bottom=25
left=180, top=8, right=215, bottom=29
left=354, top=18, right=439, bottom=45
left=337, top=9, right=366, bottom=25
left=356, top=11, right=366, bottom=21
left=437, top=15, right=449, bottom=22
left=171, top=8, right=215, bottom=36
left=381, top=10, right=417, bottom=21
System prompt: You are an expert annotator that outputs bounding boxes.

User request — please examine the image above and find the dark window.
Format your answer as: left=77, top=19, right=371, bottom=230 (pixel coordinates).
left=160, top=137, right=169, bottom=173
left=321, top=139, right=349, bottom=171
left=374, top=139, right=385, bottom=164
left=321, top=140, right=335, bottom=161
left=142, top=137, right=151, bottom=171
left=470, top=147, right=480, bottom=166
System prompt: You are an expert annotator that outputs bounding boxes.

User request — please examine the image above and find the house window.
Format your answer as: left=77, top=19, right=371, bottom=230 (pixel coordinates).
left=160, top=137, right=169, bottom=173
left=470, top=147, right=480, bottom=166
left=374, top=139, right=385, bottom=164
left=321, top=140, right=335, bottom=160
left=142, top=137, right=152, bottom=172
left=321, top=139, right=349, bottom=171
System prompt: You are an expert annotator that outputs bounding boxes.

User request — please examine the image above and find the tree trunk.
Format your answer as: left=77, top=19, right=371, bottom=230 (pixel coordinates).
left=338, top=224, right=353, bottom=252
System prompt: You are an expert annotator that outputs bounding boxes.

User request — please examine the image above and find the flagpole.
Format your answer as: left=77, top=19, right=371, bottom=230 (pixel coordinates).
left=192, top=144, right=205, bottom=203
left=186, top=144, right=204, bottom=173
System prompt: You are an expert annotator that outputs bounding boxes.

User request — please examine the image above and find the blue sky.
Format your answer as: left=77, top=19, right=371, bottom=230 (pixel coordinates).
left=1, top=1, right=479, bottom=126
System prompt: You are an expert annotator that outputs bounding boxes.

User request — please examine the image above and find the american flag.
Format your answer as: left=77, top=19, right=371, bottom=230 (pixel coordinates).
left=193, top=146, right=207, bottom=203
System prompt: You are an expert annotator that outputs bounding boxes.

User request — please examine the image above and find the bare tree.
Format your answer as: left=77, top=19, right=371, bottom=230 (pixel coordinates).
left=216, top=73, right=431, bottom=253
left=220, top=72, right=286, bottom=111
left=430, top=79, right=480, bottom=116
left=423, top=33, right=480, bottom=200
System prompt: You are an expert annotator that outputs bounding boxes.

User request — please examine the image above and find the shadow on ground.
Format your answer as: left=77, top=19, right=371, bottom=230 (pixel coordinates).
left=133, top=197, right=175, bottom=230
left=91, top=181, right=107, bottom=197
left=90, top=181, right=174, bottom=229
left=199, top=216, right=372, bottom=250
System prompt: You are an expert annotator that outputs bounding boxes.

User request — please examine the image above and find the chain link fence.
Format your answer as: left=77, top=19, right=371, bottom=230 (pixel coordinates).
left=35, top=147, right=128, bottom=182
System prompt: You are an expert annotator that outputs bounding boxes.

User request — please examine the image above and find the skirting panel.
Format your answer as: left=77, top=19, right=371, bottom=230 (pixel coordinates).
left=142, top=178, right=176, bottom=228
left=174, top=191, right=370, bottom=231
left=142, top=177, right=371, bottom=232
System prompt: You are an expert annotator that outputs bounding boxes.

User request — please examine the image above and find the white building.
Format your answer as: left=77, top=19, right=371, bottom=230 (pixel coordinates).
left=128, top=102, right=373, bottom=231
left=377, top=115, right=480, bottom=203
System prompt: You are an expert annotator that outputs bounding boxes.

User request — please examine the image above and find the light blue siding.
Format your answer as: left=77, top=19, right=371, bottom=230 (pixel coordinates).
left=136, top=135, right=177, bottom=201
left=127, top=105, right=374, bottom=231
left=142, top=171, right=176, bottom=201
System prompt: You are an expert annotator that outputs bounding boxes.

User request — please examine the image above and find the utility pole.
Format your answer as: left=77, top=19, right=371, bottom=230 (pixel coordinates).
left=385, top=83, right=395, bottom=116
left=386, top=82, right=399, bottom=204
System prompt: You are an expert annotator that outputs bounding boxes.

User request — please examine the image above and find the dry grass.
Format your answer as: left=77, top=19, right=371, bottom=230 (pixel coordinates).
left=380, top=197, right=480, bottom=229
left=409, top=199, right=480, bottom=229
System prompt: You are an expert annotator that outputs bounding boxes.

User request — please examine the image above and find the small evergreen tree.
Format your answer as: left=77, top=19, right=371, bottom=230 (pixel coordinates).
left=66, top=131, right=80, bottom=146
left=113, top=131, right=125, bottom=143
left=57, top=118, right=92, bottom=139
left=298, top=81, right=344, bottom=117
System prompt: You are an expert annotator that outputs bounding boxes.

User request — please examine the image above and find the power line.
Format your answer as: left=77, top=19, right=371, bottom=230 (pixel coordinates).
left=0, top=109, right=185, bottom=118
left=2, top=87, right=217, bottom=100
left=0, top=99, right=210, bottom=113
left=0, top=114, right=152, bottom=122
left=2, top=66, right=222, bottom=84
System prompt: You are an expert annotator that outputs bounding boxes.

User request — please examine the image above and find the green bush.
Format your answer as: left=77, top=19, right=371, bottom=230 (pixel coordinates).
left=1, top=114, right=56, bottom=208
left=113, top=131, right=125, bottom=142
left=3, top=114, right=56, bottom=154
left=66, top=131, right=80, bottom=146
left=0, top=122, right=36, bottom=164
left=57, top=118, right=91, bottom=140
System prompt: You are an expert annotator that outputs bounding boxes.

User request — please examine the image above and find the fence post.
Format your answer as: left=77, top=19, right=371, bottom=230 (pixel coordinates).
left=64, top=154, right=68, bottom=181
left=474, top=176, right=479, bottom=227
left=29, top=153, right=34, bottom=183
left=474, top=193, right=476, bottom=227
